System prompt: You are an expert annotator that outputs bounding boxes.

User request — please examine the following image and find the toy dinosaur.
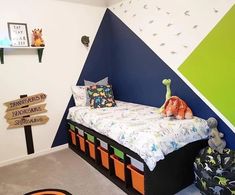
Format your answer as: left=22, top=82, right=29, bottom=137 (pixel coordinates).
left=209, top=186, right=224, bottom=195
left=195, top=157, right=203, bottom=168
left=206, top=155, right=216, bottom=165
left=204, top=163, right=213, bottom=172
left=207, top=117, right=226, bottom=154
left=229, top=181, right=235, bottom=186
left=200, top=178, right=207, bottom=190
left=207, top=147, right=213, bottom=154
left=216, top=168, right=228, bottom=176
left=161, top=96, right=193, bottom=119
left=31, top=29, right=45, bottom=47
left=159, top=79, right=171, bottom=112
left=194, top=172, right=200, bottom=180
left=228, top=188, right=235, bottom=195
left=214, top=176, right=229, bottom=186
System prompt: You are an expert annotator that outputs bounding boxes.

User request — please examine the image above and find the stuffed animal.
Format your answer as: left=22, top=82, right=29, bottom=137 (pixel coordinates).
left=161, top=96, right=193, bottom=119
left=207, top=117, right=226, bottom=154
left=31, top=29, right=45, bottom=47
left=159, top=79, right=171, bottom=113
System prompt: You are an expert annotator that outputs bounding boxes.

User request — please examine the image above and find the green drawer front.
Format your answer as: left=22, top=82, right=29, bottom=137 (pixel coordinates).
left=85, top=133, right=95, bottom=143
left=68, top=123, right=75, bottom=131
left=111, top=146, right=124, bottom=160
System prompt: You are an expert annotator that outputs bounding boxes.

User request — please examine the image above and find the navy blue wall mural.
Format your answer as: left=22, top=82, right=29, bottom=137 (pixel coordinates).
left=52, top=9, right=235, bottom=149
left=51, top=10, right=112, bottom=147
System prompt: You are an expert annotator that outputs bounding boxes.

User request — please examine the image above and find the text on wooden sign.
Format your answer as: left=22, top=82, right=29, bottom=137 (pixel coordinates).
left=4, top=93, right=46, bottom=111
left=7, top=115, right=49, bottom=129
left=5, top=103, right=47, bottom=120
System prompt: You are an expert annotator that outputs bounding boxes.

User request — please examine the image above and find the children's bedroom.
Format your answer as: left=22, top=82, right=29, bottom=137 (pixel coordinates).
left=0, top=0, right=234, bottom=194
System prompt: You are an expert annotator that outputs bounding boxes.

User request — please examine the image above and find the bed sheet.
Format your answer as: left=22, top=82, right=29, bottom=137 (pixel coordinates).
left=67, top=101, right=209, bottom=171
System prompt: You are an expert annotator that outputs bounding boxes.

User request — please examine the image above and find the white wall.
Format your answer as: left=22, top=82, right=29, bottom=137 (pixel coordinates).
left=0, top=0, right=105, bottom=165
left=110, top=0, right=235, bottom=69
left=59, top=0, right=123, bottom=7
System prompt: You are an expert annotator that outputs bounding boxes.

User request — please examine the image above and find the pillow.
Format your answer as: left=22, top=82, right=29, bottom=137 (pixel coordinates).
left=87, top=85, right=116, bottom=108
left=84, top=77, right=109, bottom=105
left=84, top=77, right=108, bottom=86
left=71, top=86, right=87, bottom=106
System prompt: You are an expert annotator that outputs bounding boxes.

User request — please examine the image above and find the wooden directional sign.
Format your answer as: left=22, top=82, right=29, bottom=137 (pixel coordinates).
left=4, top=93, right=47, bottom=111
left=7, top=115, right=49, bottom=129
left=4, top=93, right=49, bottom=154
left=5, top=103, right=47, bottom=120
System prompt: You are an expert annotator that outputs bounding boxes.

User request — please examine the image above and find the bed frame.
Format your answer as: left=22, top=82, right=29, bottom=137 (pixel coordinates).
left=67, top=119, right=207, bottom=195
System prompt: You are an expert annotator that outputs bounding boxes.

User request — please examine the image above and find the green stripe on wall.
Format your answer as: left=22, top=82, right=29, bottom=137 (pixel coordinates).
left=179, top=5, right=235, bottom=126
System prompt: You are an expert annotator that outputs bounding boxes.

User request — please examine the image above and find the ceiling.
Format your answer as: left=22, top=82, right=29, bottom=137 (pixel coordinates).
left=61, top=0, right=123, bottom=7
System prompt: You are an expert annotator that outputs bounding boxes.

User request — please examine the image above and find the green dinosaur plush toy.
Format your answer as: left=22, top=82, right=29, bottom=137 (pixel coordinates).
left=159, top=79, right=171, bottom=113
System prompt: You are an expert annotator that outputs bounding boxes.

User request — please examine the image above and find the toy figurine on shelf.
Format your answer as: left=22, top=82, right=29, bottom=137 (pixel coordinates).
left=31, top=28, right=45, bottom=47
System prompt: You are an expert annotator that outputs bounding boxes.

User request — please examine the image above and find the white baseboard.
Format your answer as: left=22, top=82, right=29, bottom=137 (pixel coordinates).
left=0, top=144, right=68, bottom=168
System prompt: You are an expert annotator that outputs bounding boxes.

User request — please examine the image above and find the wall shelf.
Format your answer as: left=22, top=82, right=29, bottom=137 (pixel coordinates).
left=0, top=46, right=44, bottom=64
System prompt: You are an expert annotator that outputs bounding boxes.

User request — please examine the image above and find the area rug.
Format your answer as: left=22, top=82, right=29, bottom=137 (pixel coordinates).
left=24, top=189, right=72, bottom=195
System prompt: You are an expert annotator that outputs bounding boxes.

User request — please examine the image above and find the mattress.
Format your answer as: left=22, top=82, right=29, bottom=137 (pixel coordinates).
left=67, top=101, right=209, bottom=171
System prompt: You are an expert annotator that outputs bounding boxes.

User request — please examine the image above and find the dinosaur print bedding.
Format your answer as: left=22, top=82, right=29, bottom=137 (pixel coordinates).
left=67, top=101, right=209, bottom=171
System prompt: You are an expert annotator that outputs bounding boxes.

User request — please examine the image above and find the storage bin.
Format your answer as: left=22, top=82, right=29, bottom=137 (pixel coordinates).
left=75, top=127, right=84, bottom=136
left=68, top=123, right=75, bottom=131
left=85, top=132, right=95, bottom=143
left=111, top=146, right=124, bottom=160
left=126, top=155, right=144, bottom=172
left=86, top=140, right=96, bottom=160
left=110, top=154, right=125, bottom=181
left=97, top=138, right=108, bottom=150
left=69, top=129, right=76, bottom=145
left=97, top=146, right=109, bottom=169
left=77, top=135, right=85, bottom=152
left=127, top=164, right=144, bottom=194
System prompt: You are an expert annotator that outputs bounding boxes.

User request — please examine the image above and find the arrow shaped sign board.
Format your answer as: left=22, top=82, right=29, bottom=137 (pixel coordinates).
left=5, top=103, right=47, bottom=120
left=4, top=93, right=47, bottom=111
left=7, top=115, right=49, bottom=129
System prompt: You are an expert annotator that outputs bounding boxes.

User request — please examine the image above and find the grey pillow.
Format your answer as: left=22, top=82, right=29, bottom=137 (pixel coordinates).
left=84, top=77, right=109, bottom=105
left=84, top=77, right=108, bottom=86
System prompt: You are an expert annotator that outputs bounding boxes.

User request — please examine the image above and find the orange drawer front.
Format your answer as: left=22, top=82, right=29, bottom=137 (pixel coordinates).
left=127, top=164, right=144, bottom=194
left=69, top=130, right=76, bottom=145
left=98, top=146, right=109, bottom=169
left=110, top=154, right=125, bottom=182
left=86, top=140, right=96, bottom=160
left=77, top=135, right=85, bottom=152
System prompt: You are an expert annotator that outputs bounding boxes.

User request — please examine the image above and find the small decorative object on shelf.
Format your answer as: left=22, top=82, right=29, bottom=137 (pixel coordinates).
left=81, top=35, right=89, bottom=47
left=0, top=37, right=11, bottom=47
left=31, top=28, right=45, bottom=47
left=7, top=22, right=30, bottom=47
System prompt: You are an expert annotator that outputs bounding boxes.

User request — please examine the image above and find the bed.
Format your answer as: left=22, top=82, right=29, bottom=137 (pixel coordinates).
left=67, top=100, right=209, bottom=194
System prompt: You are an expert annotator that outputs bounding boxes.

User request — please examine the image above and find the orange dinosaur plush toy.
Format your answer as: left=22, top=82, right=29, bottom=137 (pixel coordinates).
left=161, top=96, right=193, bottom=119
left=31, top=29, right=45, bottom=47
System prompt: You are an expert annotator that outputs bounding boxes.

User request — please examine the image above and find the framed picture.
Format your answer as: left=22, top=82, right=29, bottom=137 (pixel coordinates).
left=8, top=22, right=29, bottom=47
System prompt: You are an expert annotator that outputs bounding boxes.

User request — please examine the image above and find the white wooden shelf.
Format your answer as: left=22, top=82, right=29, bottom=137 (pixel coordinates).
left=0, top=46, right=44, bottom=64
left=0, top=46, right=44, bottom=49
